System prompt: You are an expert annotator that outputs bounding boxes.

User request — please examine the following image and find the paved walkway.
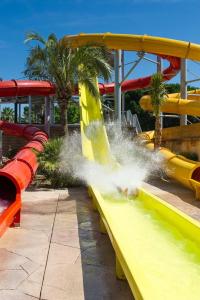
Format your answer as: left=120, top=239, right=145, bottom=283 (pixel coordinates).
left=0, top=187, right=133, bottom=300
left=0, top=179, right=200, bottom=300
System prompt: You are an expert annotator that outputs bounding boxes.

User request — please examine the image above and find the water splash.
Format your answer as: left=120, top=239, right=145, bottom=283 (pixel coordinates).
left=59, top=122, right=163, bottom=196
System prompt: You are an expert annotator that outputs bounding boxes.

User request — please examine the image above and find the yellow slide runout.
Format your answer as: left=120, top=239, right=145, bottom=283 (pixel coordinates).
left=62, top=33, right=200, bottom=61
left=79, top=78, right=200, bottom=299
left=145, top=143, right=200, bottom=192
left=140, top=95, right=200, bottom=198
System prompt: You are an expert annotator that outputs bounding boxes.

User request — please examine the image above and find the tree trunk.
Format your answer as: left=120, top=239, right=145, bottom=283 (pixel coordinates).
left=154, top=115, right=162, bottom=150
left=59, top=98, right=69, bottom=136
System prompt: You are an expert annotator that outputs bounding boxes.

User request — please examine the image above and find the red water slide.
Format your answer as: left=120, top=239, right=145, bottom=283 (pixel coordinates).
left=0, top=81, right=55, bottom=236
left=98, top=55, right=180, bottom=94
left=0, top=54, right=180, bottom=237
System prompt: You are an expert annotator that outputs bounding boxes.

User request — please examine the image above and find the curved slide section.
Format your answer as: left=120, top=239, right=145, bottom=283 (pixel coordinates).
left=0, top=81, right=51, bottom=236
left=63, top=34, right=182, bottom=94
left=140, top=94, right=200, bottom=198
left=63, top=33, right=200, bottom=60
left=98, top=55, right=180, bottom=94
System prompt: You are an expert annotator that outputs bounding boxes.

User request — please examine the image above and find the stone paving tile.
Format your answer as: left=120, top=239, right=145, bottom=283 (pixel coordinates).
left=0, top=269, right=27, bottom=289
left=0, top=248, right=28, bottom=270
left=51, top=227, right=81, bottom=248
left=42, top=263, right=84, bottom=299
left=17, top=279, right=41, bottom=298
left=28, top=266, right=45, bottom=284
left=21, top=260, right=41, bottom=276
left=0, top=290, right=38, bottom=300
left=0, top=228, right=49, bottom=264
left=41, top=284, right=81, bottom=300
left=53, top=213, right=79, bottom=230
left=47, top=243, right=80, bottom=265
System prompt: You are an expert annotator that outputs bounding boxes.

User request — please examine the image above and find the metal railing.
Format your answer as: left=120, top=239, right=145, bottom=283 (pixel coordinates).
left=123, top=110, right=142, bottom=134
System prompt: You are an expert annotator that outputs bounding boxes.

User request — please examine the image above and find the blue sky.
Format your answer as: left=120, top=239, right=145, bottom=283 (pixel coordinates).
left=0, top=0, right=200, bottom=84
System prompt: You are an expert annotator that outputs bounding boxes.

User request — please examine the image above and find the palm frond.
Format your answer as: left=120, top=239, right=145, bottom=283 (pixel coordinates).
left=150, top=73, right=167, bottom=116
left=78, top=72, right=99, bottom=98
left=24, top=32, right=46, bottom=44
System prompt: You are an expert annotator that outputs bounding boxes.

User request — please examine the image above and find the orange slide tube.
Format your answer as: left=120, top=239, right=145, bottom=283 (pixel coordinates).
left=0, top=81, right=53, bottom=237
left=0, top=122, right=48, bottom=236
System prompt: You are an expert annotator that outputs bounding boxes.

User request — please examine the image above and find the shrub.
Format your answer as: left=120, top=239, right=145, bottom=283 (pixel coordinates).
left=36, top=138, right=81, bottom=188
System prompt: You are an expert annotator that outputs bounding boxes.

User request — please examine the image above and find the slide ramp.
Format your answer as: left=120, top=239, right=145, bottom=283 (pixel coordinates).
left=79, top=80, right=200, bottom=300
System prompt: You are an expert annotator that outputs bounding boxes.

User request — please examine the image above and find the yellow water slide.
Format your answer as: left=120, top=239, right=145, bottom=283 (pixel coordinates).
left=79, top=79, right=200, bottom=300
left=64, top=33, right=200, bottom=299
left=140, top=93, right=200, bottom=198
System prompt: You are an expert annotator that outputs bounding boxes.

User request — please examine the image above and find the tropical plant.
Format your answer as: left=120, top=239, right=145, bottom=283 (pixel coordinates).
left=68, top=102, right=80, bottom=124
left=24, top=32, right=112, bottom=134
left=150, top=73, right=167, bottom=150
left=36, top=138, right=80, bottom=188
left=1, top=107, right=14, bottom=122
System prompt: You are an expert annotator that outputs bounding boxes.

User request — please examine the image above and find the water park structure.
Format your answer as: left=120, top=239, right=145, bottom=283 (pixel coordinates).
left=63, top=33, right=200, bottom=299
left=1, top=33, right=200, bottom=299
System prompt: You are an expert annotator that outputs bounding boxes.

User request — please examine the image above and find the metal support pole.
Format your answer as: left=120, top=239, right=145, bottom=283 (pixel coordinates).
left=180, top=59, right=187, bottom=126
left=157, top=56, right=163, bottom=129
left=14, top=102, right=18, bottom=123
left=28, top=95, right=32, bottom=124
left=44, top=96, right=50, bottom=135
left=121, top=50, right=125, bottom=114
left=114, top=50, right=122, bottom=122
left=49, top=96, right=54, bottom=125
left=19, top=103, right=21, bottom=123
left=120, top=52, right=144, bottom=84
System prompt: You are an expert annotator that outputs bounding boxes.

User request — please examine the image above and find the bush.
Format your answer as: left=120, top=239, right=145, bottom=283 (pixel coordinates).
left=36, top=138, right=81, bottom=188
left=6, top=147, right=19, bottom=159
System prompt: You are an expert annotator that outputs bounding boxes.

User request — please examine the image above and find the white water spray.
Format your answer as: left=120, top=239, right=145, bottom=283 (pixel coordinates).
left=59, top=122, right=162, bottom=196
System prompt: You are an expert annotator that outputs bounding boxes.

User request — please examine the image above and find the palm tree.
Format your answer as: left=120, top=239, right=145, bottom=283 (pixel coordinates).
left=24, top=32, right=112, bottom=134
left=150, top=73, right=167, bottom=150
left=1, top=107, right=14, bottom=122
